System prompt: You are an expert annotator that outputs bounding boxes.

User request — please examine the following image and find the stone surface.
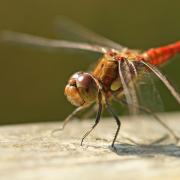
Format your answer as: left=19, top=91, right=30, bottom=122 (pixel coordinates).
left=0, top=112, right=180, bottom=180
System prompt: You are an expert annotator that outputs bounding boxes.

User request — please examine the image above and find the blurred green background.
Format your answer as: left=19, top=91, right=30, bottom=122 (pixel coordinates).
left=0, top=0, right=180, bottom=124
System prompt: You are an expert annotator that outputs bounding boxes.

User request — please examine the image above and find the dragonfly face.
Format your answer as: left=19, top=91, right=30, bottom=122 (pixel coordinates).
left=64, top=72, right=98, bottom=107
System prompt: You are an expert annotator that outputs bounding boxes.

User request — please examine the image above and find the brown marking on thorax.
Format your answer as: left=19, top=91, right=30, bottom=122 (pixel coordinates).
left=92, top=50, right=145, bottom=94
left=92, top=57, right=118, bottom=91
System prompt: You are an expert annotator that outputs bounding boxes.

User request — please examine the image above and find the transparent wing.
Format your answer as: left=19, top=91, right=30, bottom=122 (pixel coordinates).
left=135, top=65, right=164, bottom=112
left=54, top=16, right=126, bottom=51
left=118, top=59, right=139, bottom=114
left=117, top=59, right=180, bottom=113
left=0, top=31, right=109, bottom=54
left=115, top=60, right=165, bottom=114
left=141, top=61, right=180, bottom=104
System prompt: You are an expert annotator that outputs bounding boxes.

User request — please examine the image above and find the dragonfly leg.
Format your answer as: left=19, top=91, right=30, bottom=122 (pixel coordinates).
left=114, top=98, right=180, bottom=144
left=81, top=103, right=98, bottom=119
left=81, top=92, right=102, bottom=146
left=121, top=133, right=169, bottom=146
left=105, top=101, right=121, bottom=148
left=51, top=104, right=90, bottom=136
left=133, top=104, right=180, bottom=144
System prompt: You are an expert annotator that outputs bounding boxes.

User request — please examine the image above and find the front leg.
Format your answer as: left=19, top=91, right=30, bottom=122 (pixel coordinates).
left=81, top=91, right=102, bottom=146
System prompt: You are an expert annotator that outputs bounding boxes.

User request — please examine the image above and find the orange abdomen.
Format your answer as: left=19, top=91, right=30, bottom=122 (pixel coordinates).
left=144, top=41, right=180, bottom=65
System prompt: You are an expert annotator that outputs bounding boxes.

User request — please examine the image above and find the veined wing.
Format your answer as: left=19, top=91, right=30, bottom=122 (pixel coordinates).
left=0, top=31, right=108, bottom=54
left=115, top=59, right=164, bottom=114
left=117, top=59, right=139, bottom=114
left=116, top=59, right=179, bottom=113
left=141, top=61, right=180, bottom=104
left=135, top=66, right=164, bottom=112
left=54, top=16, right=126, bottom=51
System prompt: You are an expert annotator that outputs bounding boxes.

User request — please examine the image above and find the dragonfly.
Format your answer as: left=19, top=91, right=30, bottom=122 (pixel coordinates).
left=1, top=18, right=180, bottom=148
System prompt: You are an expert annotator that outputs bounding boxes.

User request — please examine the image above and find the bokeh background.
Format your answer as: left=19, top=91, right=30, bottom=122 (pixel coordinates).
left=0, top=0, right=180, bottom=124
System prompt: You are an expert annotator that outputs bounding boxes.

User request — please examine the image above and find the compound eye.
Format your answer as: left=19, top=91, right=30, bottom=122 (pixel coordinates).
left=71, top=71, right=83, bottom=79
left=77, top=73, right=95, bottom=89
left=68, top=72, right=83, bottom=86
left=76, top=73, right=98, bottom=102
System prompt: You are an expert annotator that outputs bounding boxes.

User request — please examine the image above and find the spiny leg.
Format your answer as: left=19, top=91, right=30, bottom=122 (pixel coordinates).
left=139, top=61, right=180, bottom=143
left=136, top=104, right=180, bottom=144
left=81, top=103, right=98, bottom=119
left=121, top=133, right=169, bottom=146
left=51, top=105, right=89, bottom=136
left=81, top=92, right=102, bottom=146
left=105, top=101, right=121, bottom=148
left=115, top=98, right=180, bottom=144
left=138, top=105, right=179, bottom=144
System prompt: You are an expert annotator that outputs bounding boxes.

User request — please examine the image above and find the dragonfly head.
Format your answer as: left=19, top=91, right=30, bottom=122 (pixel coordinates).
left=64, top=72, right=98, bottom=106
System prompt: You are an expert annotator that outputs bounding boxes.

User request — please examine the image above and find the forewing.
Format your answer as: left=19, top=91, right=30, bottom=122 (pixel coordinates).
left=1, top=31, right=108, bottom=53
left=54, top=16, right=126, bottom=51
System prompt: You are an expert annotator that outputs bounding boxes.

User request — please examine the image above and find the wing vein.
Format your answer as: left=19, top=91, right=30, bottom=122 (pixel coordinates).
left=1, top=31, right=108, bottom=53
left=141, top=61, right=180, bottom=104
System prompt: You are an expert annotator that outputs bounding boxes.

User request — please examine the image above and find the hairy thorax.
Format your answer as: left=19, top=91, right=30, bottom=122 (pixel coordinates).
left=92, top=49, right=143, bottom=95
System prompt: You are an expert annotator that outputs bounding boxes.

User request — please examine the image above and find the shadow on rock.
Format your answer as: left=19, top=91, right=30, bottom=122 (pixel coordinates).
left=110, top=143, right=180, bottom=157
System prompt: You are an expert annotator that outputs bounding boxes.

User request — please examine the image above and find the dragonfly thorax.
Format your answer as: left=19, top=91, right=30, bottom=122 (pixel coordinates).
left=64, top=72, right=98, bottom=107
left=106, top=49, right=143, bottom=62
